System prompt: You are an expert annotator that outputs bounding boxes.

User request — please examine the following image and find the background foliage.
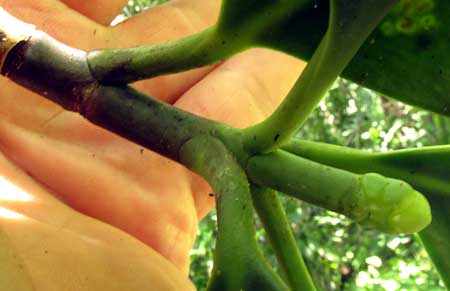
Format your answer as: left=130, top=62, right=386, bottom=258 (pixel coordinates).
left=122, top=1, right=447, bottom=290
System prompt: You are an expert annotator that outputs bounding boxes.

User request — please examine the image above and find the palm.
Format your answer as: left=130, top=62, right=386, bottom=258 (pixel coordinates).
left=0, top=0, right=303, bottom=285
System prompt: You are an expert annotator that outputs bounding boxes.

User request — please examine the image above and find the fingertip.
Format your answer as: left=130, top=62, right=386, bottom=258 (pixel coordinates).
left=174, top=48, right=305, bottom=128
left=59, top=0, right=129, bottom=25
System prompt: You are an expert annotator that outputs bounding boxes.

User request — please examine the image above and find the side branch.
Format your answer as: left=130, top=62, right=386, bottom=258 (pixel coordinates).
left=281, top=139, right=450, bottom=287
left=180, top=136, right=289, bottom=291
left=0, top=8, right=235, bottom=161
left=246, top=150, right=431, bottom=234
left=251, top=186, right=316, bottom=291
left=282, top=139, right=450, bottom=198
left=87, top=27, right=245, bottom=85
left=243, top=0, right=396, bottom=152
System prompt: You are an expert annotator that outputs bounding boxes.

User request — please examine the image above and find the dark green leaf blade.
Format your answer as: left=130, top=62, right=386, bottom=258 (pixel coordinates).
left=257, top=0, right=450, bottom=116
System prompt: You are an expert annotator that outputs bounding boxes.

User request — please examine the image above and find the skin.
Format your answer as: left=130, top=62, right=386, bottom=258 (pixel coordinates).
left=0, top=0, right=305, bottom=288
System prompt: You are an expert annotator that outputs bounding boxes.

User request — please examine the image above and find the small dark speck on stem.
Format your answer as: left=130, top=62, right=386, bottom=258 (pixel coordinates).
left=274, top=134, right=280, bottom=142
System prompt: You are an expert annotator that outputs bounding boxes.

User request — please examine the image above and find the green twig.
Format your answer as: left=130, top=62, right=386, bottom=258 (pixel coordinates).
left=180, top=136, right=288, bottom=291
left=282, top=139, right=450, bottom=198
left=0, top=10, right=239, bottom=162
left=251, top=186, right=316, bottom=291
left=282, top=139, right=450, bottom=288
left=246, top=149, right=431, bottom=234
left=87, top=27, right=246, bottom=84
left=243, top=0, right=396, bottom=152
left=88, top=0, right=313, bottom=85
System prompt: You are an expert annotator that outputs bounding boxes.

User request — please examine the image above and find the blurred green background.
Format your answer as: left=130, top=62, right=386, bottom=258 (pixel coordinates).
left=120, top=1, right=447, bottom=290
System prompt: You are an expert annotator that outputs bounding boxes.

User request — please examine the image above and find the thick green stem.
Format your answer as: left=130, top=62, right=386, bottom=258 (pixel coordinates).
left=243, top=0, right=396, bottom=152
left=179, top=136, right=288, bottom=291
left=1, top=5, right=446, bottom=288
left=88, top=0, right=314, bottom=85
left=87, top=27, right=247, bottom=84
left=282, top=139, right=450, bottom=288
left=0, top=12, right=239, bottom=162
left=2, top=30, right=96, bottom=111
left=282, top=139, right=450, bottom=198
left=251, top=185, right=316, bottom=291
left=83, top=86, right=231, bottom=160
left=247, top=150, right=431, bottom=234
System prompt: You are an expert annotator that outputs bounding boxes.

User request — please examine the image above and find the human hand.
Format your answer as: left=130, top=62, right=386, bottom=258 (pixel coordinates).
left=0, top=0, right=304, bottom=287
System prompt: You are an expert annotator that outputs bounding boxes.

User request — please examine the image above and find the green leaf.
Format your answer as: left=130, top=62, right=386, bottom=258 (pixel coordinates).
left=217, top=0, right=311, bottom=40
left=257, top=0, right=450, bottom=117
left=420, top=195, right=450, bottom=290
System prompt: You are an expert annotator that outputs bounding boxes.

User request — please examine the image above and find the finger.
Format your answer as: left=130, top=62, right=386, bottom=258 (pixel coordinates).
left=2, top=0, right=107, bottom=49
left=111, top=0, right=221, bottom=102
left=0, top=216, right=195, bottom=291
left=0, top=0, right=220, bottom=132
left=0, top=1, right=223, bottom=271
left=0, top=152, right=194, bottom=291
left=176, top=48, right=305, bottom=127
left=0, top=0, right=108, bottom=161
left=0, top=119, right=198, bottom=273
left=58, top=0, right=129, bottom=25
left=112, top=0, right=220, bottom=41
left=4, top=0, right=222, bottom=102
left=175, top=48, right=306, bottom=218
